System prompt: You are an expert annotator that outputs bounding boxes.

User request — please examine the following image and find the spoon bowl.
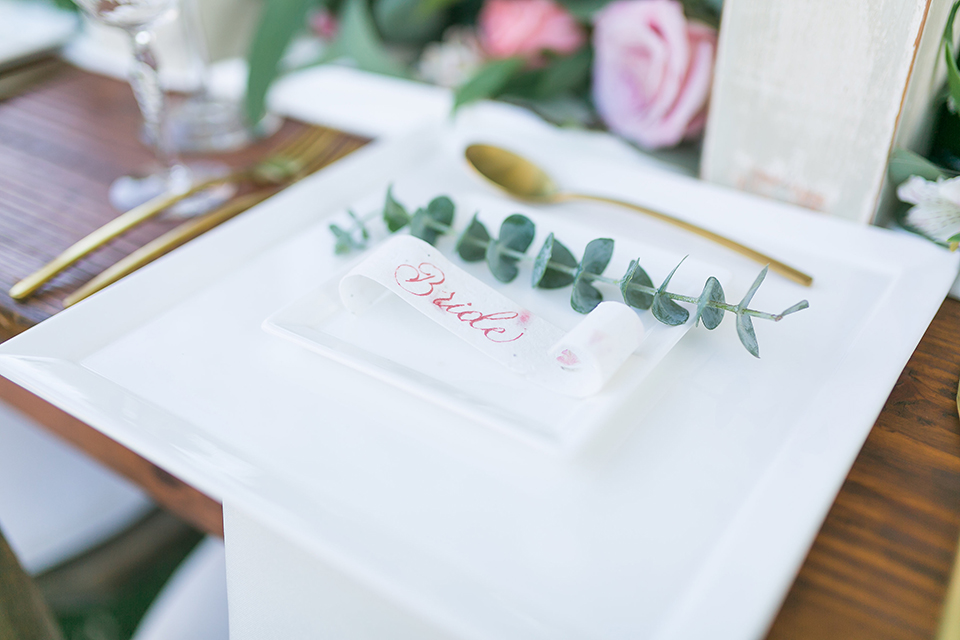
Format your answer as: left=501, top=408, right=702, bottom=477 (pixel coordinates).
left=463, top=143, right=813, bottom=287
left=465, top=144, right=560, bottom=203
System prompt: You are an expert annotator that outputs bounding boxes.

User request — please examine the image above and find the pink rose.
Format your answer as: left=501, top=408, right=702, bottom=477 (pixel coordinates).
left=592, top=0, right=717, bottom=149
left=478, top=0, right=586, bottom=65
left=309, top=8, right=338, bottom=40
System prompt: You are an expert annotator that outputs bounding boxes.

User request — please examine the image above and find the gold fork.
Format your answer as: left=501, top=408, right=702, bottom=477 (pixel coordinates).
left=62, top=134, right=365, bottom=306
left=10, top=127, right=338, bottom=301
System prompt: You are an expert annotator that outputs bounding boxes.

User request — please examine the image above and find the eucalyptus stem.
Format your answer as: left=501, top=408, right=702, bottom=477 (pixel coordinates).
left=453, top=226, right=786, bottom=321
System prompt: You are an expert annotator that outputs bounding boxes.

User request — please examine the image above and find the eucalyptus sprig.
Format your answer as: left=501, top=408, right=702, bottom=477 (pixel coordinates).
left=330, top=188, right=809, bottom=357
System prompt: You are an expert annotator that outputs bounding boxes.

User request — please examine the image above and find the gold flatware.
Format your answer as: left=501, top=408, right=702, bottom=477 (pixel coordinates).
left=464, top=144, right=814, bottom=287
left=63, top=135, right=362, bottom=306
left=10, top=127, right=338, bottom=301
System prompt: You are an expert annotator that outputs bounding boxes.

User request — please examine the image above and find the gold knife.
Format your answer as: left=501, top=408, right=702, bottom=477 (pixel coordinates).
left=63, top=190, right=274, bottom=307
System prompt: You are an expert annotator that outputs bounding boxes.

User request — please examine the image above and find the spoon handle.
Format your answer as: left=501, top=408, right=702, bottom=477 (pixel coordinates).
left=566, top=193, right=813, bottom=287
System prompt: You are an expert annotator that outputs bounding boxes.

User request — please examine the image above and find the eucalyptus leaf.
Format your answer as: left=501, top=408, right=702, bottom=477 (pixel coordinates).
left=456, top=214, right=490, bottom=262
left=373, top=0, right=446, bottom=43
left=737, top=266, right=768, bottom=312
left=532, top=233, right=577, bottom=288
left=778, top=300, right=810, bottom=318
left=694, top=277, right=725, bottom=329
left=330, top=223, right=362, bottom=254
left=888, top=148, right=953, bottom=185
left=486, top=214, right=536, bottom=282
left=570, top=238, right=614, bottom=313
left=347, top=209, right=369, bottom=240
left=736, top=314, right=760, bottom=358
left=409, top=197, right=455, bottom=245
left=453, top=58, right=525, bottom=111
left=244, top=0, right=315, bottom=124
left=383, top=186, right=410, bottom=232
left=651, top=261, right=689, bottom=326
left=619, top=260, right=654, bottom=310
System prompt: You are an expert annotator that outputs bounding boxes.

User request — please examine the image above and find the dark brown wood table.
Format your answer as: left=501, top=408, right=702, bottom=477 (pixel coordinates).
left=1, top=65, right=958, bottom=640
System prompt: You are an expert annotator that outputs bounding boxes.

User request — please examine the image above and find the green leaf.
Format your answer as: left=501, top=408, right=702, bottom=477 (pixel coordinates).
left=570, top=238, right=614, bottom=313
left=244, top=0, right=315, bottom=125
left=737, top=266, right=767, bottom=312
left=486, top=214, right=536, bottom=282
left=373, top=0, right=446, bottom=43
left=453, top=58, right=525, bottom=111
left=556, top=0, right=608, bottom=19
left=888, top=148, right=953, bottom=185
left=945, top=1, right=960, bottom=114
left=325, top=0, right=409, bottom=77
left=504, top=47, right=592, bottom=101
left=651, top=261, right=690, bottom=326
left=330, top=223, right=362, bottom=254
left=409, top=196, right=455, bottom=245
left=619, top=260, right=654, bottom=310
left=383, top=186, right=410, bottom=232
left=456, top=214, right=491, bottom=262
left=736, top=314, right=760, bottom=358
left=734, top=267, right=768, bottom=358
left=532, top=233, right=577, bottom=288
left=778, top=300, right=809, bottom=318
left=693, top=277, right=725, bottom=330
left=347, top=209, right=368, bottom=240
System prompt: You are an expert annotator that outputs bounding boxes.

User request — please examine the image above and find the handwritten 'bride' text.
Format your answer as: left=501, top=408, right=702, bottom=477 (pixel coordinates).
left=395, top=262, right=525, bottom=343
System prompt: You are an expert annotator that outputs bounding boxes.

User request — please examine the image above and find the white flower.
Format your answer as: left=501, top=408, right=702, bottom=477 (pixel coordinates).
left=417, top=27, right=485, bottom=89
left=897, top=175, right=960, bottom=243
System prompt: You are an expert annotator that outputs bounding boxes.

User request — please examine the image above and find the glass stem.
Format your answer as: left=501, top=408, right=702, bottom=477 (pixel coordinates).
left=127, top=28, right=179, bottom=172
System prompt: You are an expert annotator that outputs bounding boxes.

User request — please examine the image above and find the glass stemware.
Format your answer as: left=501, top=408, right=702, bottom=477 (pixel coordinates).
left=73, top=0, right=230, bottom=213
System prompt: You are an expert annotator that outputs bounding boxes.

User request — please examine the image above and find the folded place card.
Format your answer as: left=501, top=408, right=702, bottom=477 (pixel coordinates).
left=340, top=235, right=645, bottom=398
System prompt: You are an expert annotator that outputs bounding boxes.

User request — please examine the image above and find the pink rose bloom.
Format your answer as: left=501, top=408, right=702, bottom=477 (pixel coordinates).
left=478, top=0, right=586, bottom=65
left=309, top=8, right=338, bottom=40
left=592, top=0, right=717, bottom=149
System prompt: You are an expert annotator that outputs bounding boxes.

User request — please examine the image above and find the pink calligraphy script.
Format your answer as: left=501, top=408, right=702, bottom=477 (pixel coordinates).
left=395, top=262, right=525, bottom=343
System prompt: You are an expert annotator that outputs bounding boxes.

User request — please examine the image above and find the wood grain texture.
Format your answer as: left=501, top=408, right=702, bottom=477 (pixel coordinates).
left=766, top=298, right=960, bottom=640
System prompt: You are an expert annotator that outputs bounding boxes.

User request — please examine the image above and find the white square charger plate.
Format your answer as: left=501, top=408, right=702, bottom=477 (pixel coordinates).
left=1, top=115, right=958, bottom=640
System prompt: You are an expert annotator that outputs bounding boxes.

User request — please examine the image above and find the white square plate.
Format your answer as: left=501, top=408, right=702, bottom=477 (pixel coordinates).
left=1, top=115, right=957, bottom=640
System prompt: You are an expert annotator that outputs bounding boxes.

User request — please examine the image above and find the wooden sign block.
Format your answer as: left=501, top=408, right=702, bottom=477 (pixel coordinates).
left=701, top=0, right=950, bottom=224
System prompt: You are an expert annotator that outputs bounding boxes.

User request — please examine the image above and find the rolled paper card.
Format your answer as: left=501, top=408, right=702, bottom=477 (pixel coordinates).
left=339, top=235, right=645, bottom=397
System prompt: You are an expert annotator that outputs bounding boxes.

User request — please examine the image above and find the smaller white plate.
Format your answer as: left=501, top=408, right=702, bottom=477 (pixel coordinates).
left=263, top=200, right=725, bottom=453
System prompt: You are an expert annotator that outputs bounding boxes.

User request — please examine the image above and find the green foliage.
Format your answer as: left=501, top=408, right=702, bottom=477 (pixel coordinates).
left=487, top=214, right=536, bottom=282
left=453, top=58, right=525, bottom=111
left=383, top=185, right=411, bottom=232
left=244, top=0, right=316, bottom=125
left=945, top=1, right=960, bottom=114
left=888, top=148, right=954, bottom=185
left=734, top=267, right=767, bottom=358
left=410, top=195, right=455, bottom=244
left=330, top=190, right=808, bottom=356
left=373, top=0, right=446, bottom=43
left=503, top=47, right=593, bottom=101
left=694, top=277, right=724, bottom=329
left=571, top=238, right=614, bottom=313
left=651, top=261, right=690, bottom=326
left=620, top=260, right=654, bottom=310
left=532, top=233, right=577, bottom=288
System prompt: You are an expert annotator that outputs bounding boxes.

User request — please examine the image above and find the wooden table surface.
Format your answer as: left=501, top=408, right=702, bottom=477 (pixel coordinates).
left=1, top=66, right=958, bottom=640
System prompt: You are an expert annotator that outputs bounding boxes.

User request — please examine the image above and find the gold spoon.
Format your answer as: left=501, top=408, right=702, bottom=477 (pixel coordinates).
left=464, top=144, right=813, bottom=287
